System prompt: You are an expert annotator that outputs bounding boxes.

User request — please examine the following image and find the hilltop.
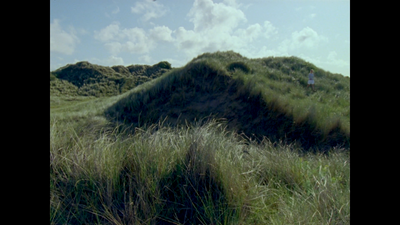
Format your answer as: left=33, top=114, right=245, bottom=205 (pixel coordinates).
left=104, top=51, right=350, bottom=151
left=50, top=60, right=172, bottom=97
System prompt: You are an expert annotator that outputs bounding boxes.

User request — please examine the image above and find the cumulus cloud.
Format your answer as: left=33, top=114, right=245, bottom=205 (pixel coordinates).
left=172, top=0, right=279, bottom=59
left=149, top=26, right=174, bottom=42
left=188, top=0, right=246, bottom=33
left=326, top=51, right=349, bottom=67
left=50, top=19, right=80, bottom=55
left=139, top=55, right=152, bottom=64
left=95, top=0, right=281, bottom=65
left=94, top=23, right=154, bottom=55
left=279, top=27, right=328, bottom=52
left=234, top=23, right=262, bottom=42
left=94, top=22, right=120, bottom=42
left=174, top=27, right=199, bottom=50
left=263, top=21, right=278, bottom=39
left=174, top=0, right=265, bottom=57
left=107, top=55, right=124, bottom=65
left=292, top=27, right=326, bottom=47
left=131, top=0, right=167, bottom=21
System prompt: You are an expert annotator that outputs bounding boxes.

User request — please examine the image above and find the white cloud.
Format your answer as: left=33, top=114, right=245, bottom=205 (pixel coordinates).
left=93, top=0, right=293, bottom=69
left=94, top=0, right=281, bottom=64
left=107, top=55, right=124, bottom=65
left=94, top=23, right=154, bottom=55
left=149, top=26, right=174, bottom=42
left=174, top=27, right=197, bottom=48
left=234, top=23, right=262, bottom=42
left=263, top=21, right=278, bottom=39
left=292, top=27, right=327, bottom=48
left=50, top=19, right=80, bottom=55
left=245, top=23, right=262, bottom=40
left=131, top=0, right=167, bottom=21
left=188, top=0, right=246, bottom=33
left=172, top=0, right=251, bottom=57
left=122, top=28, right=151, bottom=54
left=326, top=51, right=349, bottom=67
left=169, top=0, right=280, bottom=60
left=279, top=27, right=328, bottom=52
left=94, top=22, right=120, bottom=42
left=121, top=27, right=147, bottom=43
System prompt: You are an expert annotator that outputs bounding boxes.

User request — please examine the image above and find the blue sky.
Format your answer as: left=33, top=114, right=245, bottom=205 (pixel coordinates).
left=50, top=0, right=350, bottom=76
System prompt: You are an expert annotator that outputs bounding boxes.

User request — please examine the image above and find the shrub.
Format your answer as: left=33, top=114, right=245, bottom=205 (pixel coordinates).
left=155, top=61, right=172, bottom=69
left=227, top=61, right=251, bottom=73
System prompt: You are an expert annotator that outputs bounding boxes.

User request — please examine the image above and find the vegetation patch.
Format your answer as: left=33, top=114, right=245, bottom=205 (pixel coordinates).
left=50, top=116, right=350, bottom=224
left=227, top=61, right=251, bottom=73
left=105, top=51, right=350, bottom=151
left=50, top=51, right=350, bottom=223
left=154, top=61, right=172, bottom=69
left=51, top=61, right=172, bottom=97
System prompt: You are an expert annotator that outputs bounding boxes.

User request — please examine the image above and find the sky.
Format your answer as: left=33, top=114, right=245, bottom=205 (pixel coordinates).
left=50, top=0, right=350, bottom=77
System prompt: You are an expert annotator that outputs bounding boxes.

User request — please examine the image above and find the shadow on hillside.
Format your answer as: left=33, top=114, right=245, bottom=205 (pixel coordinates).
left=105, top=61, right=349, bottom=153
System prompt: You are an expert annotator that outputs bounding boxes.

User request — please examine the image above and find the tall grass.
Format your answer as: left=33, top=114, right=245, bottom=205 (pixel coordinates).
left=50, top=112, right=349, bottom=224
left=105, top=52, right=349, bottom=150
left=51, top=50, right=350, bottom=224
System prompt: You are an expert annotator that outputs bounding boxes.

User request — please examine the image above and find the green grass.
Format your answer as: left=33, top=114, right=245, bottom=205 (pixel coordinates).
left=50, top=50, right=350, bottom=224
left=51, top=60, right=173, bottom=97
left=105, top=51, right=349, bottom=151
left=50, top=105, right=349, bottom=224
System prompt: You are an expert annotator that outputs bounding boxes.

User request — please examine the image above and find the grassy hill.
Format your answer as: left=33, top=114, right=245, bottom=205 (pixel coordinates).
left=50, top=51, right=350, bottom=224
left=105, top=51, right=349, bottom=151
left=50, top=61, right=172, bottom=97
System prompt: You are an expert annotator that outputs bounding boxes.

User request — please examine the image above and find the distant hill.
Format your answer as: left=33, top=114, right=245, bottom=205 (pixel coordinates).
left=104, top=51, right=350, bottom=151
left=50, top=61, right=172, bottom=97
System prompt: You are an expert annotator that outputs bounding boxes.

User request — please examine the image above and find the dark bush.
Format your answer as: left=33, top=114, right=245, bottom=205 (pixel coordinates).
left=155, top=61, right=172, bottom=69
left=227, top=61, right=251, bottom=73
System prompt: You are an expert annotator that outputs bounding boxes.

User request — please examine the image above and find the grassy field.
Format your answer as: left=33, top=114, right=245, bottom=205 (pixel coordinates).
left=50, top=51, right=350, bottom=224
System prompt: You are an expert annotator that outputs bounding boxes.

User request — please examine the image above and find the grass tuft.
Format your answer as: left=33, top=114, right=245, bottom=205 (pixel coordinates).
left=227, top=61, right=251, bottom=73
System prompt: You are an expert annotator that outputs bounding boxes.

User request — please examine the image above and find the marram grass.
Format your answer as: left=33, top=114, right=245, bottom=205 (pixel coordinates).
left=51, top=50, right=349, bottom=224
left=105, top=51, right=349, bottom=151
left=50, top=115, right=349, bottom=224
